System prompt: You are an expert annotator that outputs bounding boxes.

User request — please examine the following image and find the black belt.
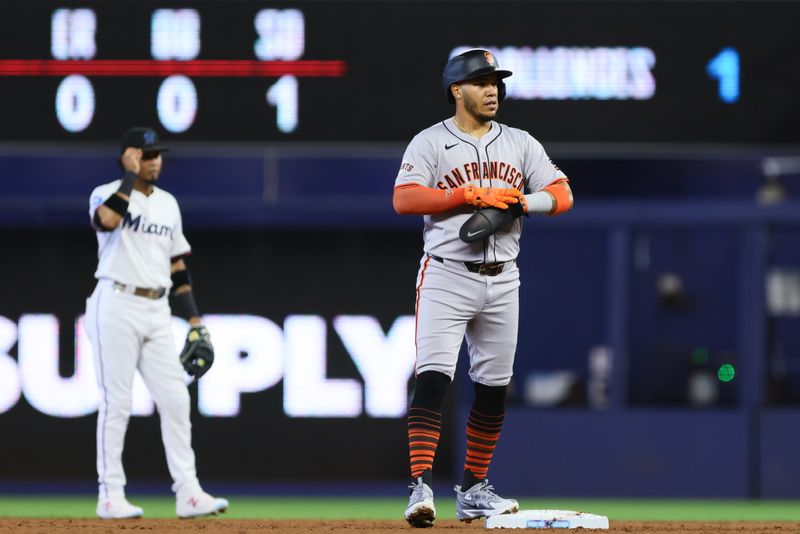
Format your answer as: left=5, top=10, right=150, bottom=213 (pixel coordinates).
left=428, top=254, right=508, bottom=276
left=112, top=281, right=166, bottom=300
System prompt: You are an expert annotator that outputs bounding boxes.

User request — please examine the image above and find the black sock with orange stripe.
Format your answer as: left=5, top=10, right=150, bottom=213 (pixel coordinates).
left=407, top=371, right=450, bottom=486
left=408, top=407, right=441, bottom=486
left=461, top=382, right=507, bottom=490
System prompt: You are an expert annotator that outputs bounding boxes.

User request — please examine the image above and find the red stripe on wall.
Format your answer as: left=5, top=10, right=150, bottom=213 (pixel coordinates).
left=0, top=59, right=348, bottom=77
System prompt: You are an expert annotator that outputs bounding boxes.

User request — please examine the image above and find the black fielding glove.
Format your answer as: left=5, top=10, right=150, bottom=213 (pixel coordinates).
left=179, top=325, right=214, bottom=379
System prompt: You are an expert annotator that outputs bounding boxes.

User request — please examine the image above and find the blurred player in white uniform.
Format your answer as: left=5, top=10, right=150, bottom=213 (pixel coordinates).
left=393, top=50, right=573, bottom=527
left=85, top=127, right=228, bottom=519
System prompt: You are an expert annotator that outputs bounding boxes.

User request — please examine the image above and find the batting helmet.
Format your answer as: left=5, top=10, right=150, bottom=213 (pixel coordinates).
left=442, top=49, right=513, bottom=104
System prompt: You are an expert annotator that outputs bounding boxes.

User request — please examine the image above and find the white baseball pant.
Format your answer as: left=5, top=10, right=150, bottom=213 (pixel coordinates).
left=414, top=254, right=520, bottom=386
left=84, top=279, right=201, bottom=498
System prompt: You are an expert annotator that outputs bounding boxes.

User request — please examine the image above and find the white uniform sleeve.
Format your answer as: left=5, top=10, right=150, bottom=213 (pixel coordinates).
left=170, top=201, right=192, bottom=259
left=523, top=134, right=566, bottom=192
left=88, top=182, right=118, bottom=220
left=395, top=133, right=437, bottom=188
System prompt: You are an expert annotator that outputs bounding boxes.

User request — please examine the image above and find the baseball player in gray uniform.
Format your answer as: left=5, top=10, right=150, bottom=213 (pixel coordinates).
left=394, top=49, right=573, bottom=527
left=85, top=127, right=228, bottom=519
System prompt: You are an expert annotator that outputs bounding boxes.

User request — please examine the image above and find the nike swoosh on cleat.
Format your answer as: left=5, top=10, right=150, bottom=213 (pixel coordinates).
left=445, top=143, right=458, bottom=150
left=467, top=230, right=484, bottom=238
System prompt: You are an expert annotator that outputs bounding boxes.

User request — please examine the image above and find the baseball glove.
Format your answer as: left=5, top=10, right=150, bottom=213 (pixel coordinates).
left=459, top=200, right=527, bottom=243
left=179, top=325, right=214, bottom=379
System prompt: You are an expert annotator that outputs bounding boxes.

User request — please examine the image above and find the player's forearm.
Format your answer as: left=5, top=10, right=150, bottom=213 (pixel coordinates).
left=393, top=184, right=467, bottom=215
left=524, top=179, right=573, bottom=215
left=172, top=288, right=202, bottom=326
left=94, top=204, right=123, bottom=229
left=171, top=280, right=201, bottom=325
left=93, top=172, right=137, bottom=230
left=170, top=260, right=202, bottom=326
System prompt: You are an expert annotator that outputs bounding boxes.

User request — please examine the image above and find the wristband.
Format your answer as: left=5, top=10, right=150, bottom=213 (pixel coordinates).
left=119, top=171, right=136, bottom=196
left=523, top=191, right=554, bottom=214
left=171, top=290, right=201, bottom=321
left=170, top=269, right=192, bottom=292
left=102, top=194, right=129, bottom=216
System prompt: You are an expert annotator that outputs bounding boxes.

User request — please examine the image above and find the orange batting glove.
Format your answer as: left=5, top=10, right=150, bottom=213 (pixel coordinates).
left=463, top=184, right=522, bottom=210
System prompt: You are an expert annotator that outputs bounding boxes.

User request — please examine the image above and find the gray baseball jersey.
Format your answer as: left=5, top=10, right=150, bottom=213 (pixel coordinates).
left=395, top=117, right=564, bottom=262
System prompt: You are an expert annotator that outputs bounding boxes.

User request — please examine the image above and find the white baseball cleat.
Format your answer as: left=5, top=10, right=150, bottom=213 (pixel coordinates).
left=454, top=479, right=519, bottom=522
left=404, top=477, right=436, bottom=528
left=96, top=497, right=144, bottom=519
left=176, top=490, right=229, bottom=518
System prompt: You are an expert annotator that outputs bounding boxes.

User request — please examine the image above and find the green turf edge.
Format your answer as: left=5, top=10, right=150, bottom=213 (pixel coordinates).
left=1, top=497, right=800, bottom=521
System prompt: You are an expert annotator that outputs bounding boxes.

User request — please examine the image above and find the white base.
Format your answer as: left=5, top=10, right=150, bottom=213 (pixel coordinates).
left=485, top=509, right=609, bottom=529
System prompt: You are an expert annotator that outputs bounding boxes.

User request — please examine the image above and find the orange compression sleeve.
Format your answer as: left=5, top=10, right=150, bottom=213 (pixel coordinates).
left=393, top=184, right=466, bottom=215
left=542, top=178, right=573, bottom=215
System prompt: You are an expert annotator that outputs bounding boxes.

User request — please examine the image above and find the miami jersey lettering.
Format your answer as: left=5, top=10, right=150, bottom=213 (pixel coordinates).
left=89, top=180, right=190, bottom=288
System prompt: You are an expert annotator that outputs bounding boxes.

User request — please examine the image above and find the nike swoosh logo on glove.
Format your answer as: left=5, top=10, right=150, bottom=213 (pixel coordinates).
left=467, top=230, right=484, bottom=238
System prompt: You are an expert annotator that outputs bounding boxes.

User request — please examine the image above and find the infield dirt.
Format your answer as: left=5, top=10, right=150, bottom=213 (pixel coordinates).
left=1, top=519, right=800, bottom=532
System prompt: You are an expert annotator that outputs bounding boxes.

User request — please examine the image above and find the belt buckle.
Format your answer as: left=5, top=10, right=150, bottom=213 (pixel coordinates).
left=145, top=287, right=164, bottom=299
left=479, top=263, right=503, bottom=276
left=464, top=260, right=505, bottom=275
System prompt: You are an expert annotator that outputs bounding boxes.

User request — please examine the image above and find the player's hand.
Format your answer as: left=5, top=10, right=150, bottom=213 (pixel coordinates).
left=464, top=184, right=522, bottom=210
left=179, top=325, right=215, bottom=380
left=121, top=147, right=142, bottom=175
left=517, top=194, right=528, bottom=214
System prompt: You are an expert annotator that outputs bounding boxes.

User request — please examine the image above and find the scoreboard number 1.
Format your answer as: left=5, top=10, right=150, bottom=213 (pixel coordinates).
left=706, top=47, right=740, bottom=104
left=258, top=9, right=303, bottom=134
left=267, top=76, right=298, bottom=133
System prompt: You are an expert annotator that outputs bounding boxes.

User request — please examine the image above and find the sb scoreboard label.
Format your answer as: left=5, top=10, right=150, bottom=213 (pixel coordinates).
left=0, top=1, right=797, bottom=143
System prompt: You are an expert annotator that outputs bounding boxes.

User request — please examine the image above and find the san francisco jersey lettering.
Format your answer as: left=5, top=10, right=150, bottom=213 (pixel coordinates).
left=395, top=118, right=564, bottom=262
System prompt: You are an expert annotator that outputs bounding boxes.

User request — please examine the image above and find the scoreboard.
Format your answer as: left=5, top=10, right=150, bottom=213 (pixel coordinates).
left=0, top=1, right=798, bottom=143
